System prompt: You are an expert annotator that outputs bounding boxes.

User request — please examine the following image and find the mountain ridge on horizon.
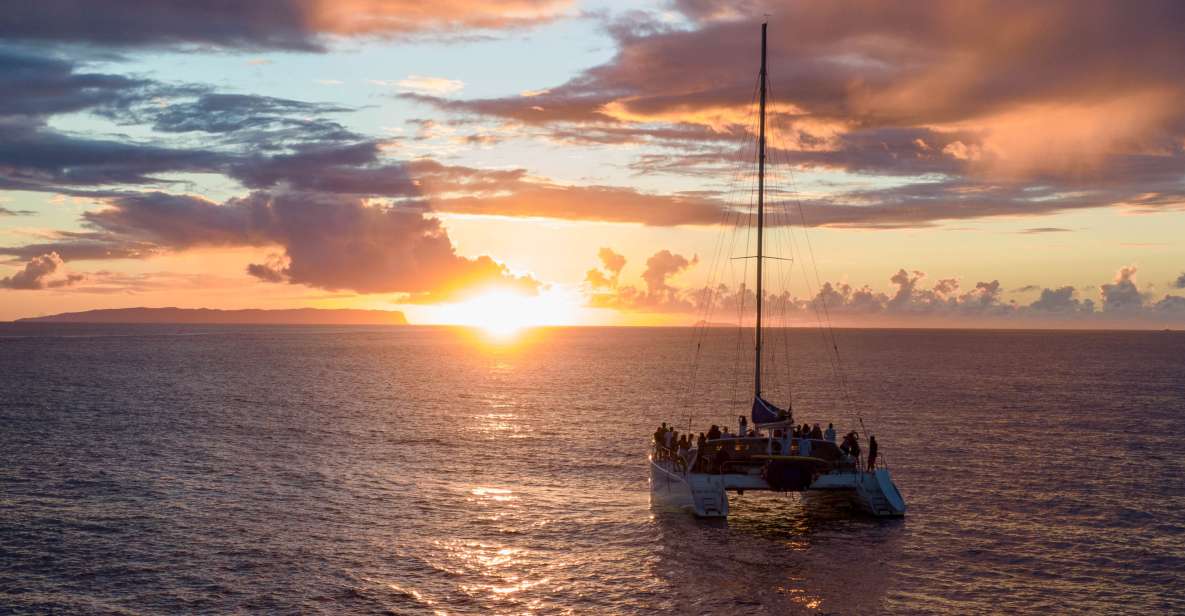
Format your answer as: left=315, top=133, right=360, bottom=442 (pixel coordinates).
left=12, top=307, right=408, bottom=325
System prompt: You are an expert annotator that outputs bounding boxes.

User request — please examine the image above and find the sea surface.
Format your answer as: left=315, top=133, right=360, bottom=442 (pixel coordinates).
left=2, top=325, right=1183, bottom=615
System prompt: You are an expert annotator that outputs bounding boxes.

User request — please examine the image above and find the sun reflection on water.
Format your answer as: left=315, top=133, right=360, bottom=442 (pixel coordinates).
left=471, top=487, right=516, bottom=502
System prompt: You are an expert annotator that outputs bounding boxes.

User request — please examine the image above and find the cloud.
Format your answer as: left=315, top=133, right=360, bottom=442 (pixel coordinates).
left=431, top=183, right=726, bottom=225
left=404, top=1, right=1185, bottom=226
left=584, top=250, right=1184, bottom=325
left=0, top=252, right=83, bottom=289
left=1029, top=286, right=1094, bottom=314
left=68, top=190, right=537, bottom=298
left=146, top=93, right=353, bottom=138
left=587, top=248, right=700, bottom=311
left=0, top=206, right=35, bottom=216
left=598, top=247, right=625, bottom=276
left=1020, top=227, right=1072, bottom=234
left=0, top=47, right=148, bottom=118
left=396, top=75, right=464, bottom=96
left=246, top=261, right=288, bottom=283
left=1100, top=266, right=1145, bottom=312
left=0, top=1, right=572, bottom=50
left=585, top=247, right=625, bottom=289
left=642, top=250, right=699, bottom=298
left=1174, top=273, right=1185, bottom=289
left=0, top=124, right=224, bottom=190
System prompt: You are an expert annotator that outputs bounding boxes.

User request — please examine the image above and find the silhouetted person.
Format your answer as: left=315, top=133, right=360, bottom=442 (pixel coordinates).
left=810, top=423, right=823, bottom=440
left=697, top=433, right=706, bottom=449
left=824, top=423, right=836, bottom=443
left=867, top=436, right=879, bottom=472
left=715, top=445, right=731, bottom=474
left=707, top=425, right=721, bottom=440
left=849, top=433, right=862, bottom=469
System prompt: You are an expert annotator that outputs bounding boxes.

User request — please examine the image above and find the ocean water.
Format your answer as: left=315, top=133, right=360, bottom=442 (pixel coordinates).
left=2, top=324, right=1183, bottom=615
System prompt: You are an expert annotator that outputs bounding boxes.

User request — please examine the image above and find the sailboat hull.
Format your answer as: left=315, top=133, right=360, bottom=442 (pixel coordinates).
left=650, top=454, right=906, bottom=518
left=649, top=457, right=729, bottom=517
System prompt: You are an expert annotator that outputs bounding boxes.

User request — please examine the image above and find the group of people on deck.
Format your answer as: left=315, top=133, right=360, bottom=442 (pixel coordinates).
left=654, top=419, right=881, bottom=472
left=791, top=423, right=836, bottom=442
left=838, top=431, right=879, bottom=471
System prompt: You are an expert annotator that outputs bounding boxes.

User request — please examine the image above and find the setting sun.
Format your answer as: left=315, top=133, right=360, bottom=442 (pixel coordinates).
left=432, top=288, right=578, bottom=336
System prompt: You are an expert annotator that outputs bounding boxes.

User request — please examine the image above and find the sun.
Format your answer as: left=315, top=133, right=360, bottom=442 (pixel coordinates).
left=433, top=288, right=577, bottom=337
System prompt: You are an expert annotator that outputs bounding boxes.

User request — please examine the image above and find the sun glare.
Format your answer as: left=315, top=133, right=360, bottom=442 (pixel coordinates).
left=433, top=288, right=577, bottom=337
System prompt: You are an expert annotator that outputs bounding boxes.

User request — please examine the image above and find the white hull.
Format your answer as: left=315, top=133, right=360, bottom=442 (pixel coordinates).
left=649, top=456, right=905, bottom=519
left=649, top=458, right=728, bottom=517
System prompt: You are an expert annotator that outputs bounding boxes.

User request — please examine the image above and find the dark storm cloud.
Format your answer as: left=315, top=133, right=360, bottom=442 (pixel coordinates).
left=0, top=206, right=35, bottom=216
left=1174, top=273, right=1185, bottom=289
left=0, top=1, right=571, bottom=51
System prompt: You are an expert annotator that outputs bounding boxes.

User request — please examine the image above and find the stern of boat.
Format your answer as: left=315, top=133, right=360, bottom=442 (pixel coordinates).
left=855, top=469, right=906, bottom=517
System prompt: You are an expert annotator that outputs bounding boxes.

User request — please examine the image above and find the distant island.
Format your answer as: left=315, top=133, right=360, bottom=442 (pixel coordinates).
left=14, top=307, right=408, bottom=325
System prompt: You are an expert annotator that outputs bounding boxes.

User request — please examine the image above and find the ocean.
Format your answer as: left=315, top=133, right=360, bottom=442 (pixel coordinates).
left=2, top=325, right=1183, bottom=614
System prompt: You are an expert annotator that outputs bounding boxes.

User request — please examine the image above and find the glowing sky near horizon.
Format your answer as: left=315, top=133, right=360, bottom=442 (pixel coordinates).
left=1, top=1, right=1184, bottom=327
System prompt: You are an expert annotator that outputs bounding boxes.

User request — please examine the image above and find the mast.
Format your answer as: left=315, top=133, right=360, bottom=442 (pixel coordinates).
left=754, top=22, right=767, bottom=399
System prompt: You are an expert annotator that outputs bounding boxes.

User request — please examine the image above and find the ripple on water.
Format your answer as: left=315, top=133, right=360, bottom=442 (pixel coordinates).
left=1, top=326, right=1184, bottom=614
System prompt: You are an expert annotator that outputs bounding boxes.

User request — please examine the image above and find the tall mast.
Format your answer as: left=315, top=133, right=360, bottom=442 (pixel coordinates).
left=754, top=22, right=767, bottom=399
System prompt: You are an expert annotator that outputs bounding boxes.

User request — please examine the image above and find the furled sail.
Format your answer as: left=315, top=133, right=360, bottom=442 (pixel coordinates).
left=752, top=396, right=789, bottom=425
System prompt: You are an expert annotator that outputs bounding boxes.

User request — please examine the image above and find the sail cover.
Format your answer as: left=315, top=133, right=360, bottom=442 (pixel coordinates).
left=752, top=396, right=788, bottom=425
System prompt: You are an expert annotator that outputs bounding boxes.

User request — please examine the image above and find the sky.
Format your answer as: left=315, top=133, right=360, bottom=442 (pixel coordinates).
left=1, top=0, right=1184, bottom=328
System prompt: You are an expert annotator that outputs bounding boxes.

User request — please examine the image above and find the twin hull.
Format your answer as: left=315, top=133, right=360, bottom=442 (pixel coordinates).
left=649, top=458, right=906, bottom=518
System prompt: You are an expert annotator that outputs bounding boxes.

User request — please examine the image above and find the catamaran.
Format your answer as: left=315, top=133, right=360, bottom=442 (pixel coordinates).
left=648, top=23, right=907, bottom=519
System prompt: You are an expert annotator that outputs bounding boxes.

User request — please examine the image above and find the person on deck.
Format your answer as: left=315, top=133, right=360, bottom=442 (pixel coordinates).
left=867, top=435, right=879, bottom=472
left=739, top=416, right=748, bottom=437
left=810, top=424, right=823, bottom=440
left=697, top=433, right=706, bottom=449
left=849, top=432, right=862, bottom=469
left=824, top=423, right=836, bottom=443
left=707, top=425, right=721, bottom=440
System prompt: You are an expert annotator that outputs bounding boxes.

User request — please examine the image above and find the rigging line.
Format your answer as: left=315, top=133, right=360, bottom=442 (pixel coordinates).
left=684, top=199, right=741, bottom=432
left=731, top=177, right=757, bottom=417
left=766, top=76, right=864, bottom=434
left=762, top=79, right=849, bottom=428
left=683, top=74, right=762, bottom=428
left=756, top=122, right=794, bottom=412
left=762, top=143, right=792, bottom=406
left=706, top=88, right=763, bottom=419
left=727, top=67, right=765, bottom=420
left=771, top=170, right=796, bottom=411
